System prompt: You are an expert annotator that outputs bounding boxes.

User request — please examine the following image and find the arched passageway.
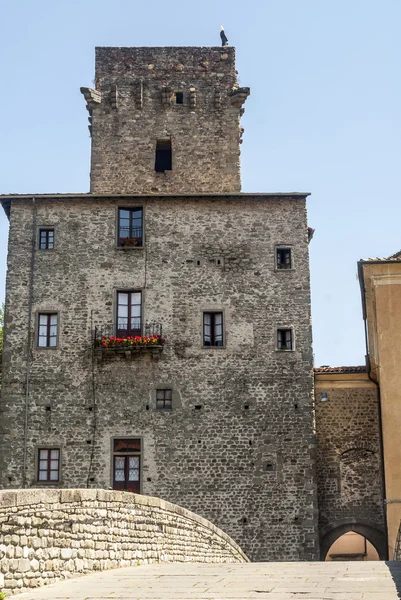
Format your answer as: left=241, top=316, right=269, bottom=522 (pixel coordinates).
left=320, top=522, right=387, bottom=561
left=325, top=531, right=380, bottom=561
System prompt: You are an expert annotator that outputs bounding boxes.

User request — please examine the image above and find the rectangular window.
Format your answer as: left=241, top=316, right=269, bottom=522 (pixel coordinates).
left=277, top=328, right=293, bottom=350
left=39, top=229, right=54, bottom=250
left=155, top=139, right=172, bottom=173
left=118, top=208, right=143, bottom=247
left=203, top=312, right=224, bottom=347
left=156, top=389, right=172, bottom=410
left=116, top=291, right=141, bottom=337
left=38, top=448, right=60, bottom=482
left=37, top=313, right=58, bottom=347
left=175, top=92, right=184, bottom=105
left=113, top=438, right=141, bottom=493
left=276, top=248, right=292, bottom=269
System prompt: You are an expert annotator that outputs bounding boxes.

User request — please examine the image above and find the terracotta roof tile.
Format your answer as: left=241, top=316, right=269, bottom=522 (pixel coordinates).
left=314, top=366, right=367, bottom=374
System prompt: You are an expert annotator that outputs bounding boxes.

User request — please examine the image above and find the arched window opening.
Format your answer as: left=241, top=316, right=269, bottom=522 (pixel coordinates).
left=325, top=531, right=380, bottom=561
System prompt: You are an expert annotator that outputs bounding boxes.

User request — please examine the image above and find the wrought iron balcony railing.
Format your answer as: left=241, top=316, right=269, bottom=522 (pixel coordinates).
left=94, top=322, right=165, bottom=354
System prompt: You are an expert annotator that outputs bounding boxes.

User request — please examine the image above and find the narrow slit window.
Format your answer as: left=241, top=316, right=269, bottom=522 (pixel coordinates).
left=155, top=140, right=172, bottom=173
left=277, top=328, right=293, bottom=351
left=39, top=229, right=54, bottom=250
left=276, top=248, right=292, bottom=269
left=203, top=312, right=224, bottom=347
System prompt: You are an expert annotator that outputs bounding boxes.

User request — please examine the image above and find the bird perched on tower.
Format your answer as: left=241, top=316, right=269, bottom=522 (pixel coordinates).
left=220, top=25, right=228, bottom=47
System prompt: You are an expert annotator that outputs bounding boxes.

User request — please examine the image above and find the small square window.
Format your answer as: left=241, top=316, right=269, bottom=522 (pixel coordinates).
left=203, top=312, right=224, bottom=347
left=38, top=448, right=60, bottom=482
left=277, top=328, right=293, bottom=351
left=276, top=248, right=292, bottom=269
left=39, top=229, right=54, bottom=250
left=156, top=389, right=172, bottom=410
left=175, top=92, right=184, bottom=105
left=37, top=313, right=58, bottom=348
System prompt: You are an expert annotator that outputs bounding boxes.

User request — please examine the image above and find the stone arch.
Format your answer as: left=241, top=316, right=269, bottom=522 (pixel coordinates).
left=336, top=441, right=379, bottom=456
left=319, top=519, right=387, bottom=561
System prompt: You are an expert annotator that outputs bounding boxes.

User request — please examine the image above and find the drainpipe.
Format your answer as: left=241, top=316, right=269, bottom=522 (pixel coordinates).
left=360, top=263, right=389, bottom=559
left=23, top=198, right=36, bottom=488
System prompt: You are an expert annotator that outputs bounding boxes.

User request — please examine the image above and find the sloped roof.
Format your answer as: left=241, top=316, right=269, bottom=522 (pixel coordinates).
left=314, top=366, right=367, bottom=374
left=359, top=248, right=401, bottom=263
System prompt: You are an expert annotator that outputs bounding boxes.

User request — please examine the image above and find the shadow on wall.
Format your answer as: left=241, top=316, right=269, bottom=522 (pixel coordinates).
left=387, top=562, right=401, bottom=599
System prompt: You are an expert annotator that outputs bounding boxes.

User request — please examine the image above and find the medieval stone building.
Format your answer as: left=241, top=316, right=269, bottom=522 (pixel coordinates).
left=0, top=45, right=389, bottom=563
left=0, top=46, right=319, bottom=561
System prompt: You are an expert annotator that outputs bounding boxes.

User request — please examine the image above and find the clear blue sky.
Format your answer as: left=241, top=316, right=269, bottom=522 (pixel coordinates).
left=1, top=0, right=400, bottom=366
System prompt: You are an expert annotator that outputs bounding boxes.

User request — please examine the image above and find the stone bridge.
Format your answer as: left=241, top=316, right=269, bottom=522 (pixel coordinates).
left=0, top=489, right=248, bottom=595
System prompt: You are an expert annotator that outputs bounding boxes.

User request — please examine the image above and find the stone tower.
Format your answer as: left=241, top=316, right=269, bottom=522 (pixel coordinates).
left=0, top=45, right=319, bottom=562
left=81, top=47, right=250, bottom=194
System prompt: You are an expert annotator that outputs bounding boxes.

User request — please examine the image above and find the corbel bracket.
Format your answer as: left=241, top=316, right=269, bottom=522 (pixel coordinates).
left=229, top=87, right=250, bottom=109
left=162, top=88, right=173, bottom=108
left=189, top=87, right=196, bottom=110
left=214, top=89, right=222, bottom=109
left=80, top=87, right=102, bottom=110
left=110, top=85, right=118, bottom=109
left=135, top=82, right=143, bottom=109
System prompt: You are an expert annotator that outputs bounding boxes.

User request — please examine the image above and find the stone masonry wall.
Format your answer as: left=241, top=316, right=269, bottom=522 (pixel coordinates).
left=88, top=47, right=248, bottom=194
left=0, top=193, right=318, bottom=561
left=315, top=374, right=385, bottom=549
left=0, top=488, right=248, bottom=595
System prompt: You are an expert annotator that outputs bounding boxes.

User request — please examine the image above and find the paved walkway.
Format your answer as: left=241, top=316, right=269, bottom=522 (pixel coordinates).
left=16, top=561, right=401, bottom=599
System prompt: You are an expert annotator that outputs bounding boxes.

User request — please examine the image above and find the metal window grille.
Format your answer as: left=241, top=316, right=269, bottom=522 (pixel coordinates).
left=38, top=313, right=58, bottom=347
left=118, top=208, right=143, bottom=247
left=39, top=229, right=54, bottom=250
left=203, top=312, right=224, bottom=347
left=156, top=389, right=172, bottom=410
left=277, top=328, right=293, bottom=350
left=38, top=448, right=60, bottom=481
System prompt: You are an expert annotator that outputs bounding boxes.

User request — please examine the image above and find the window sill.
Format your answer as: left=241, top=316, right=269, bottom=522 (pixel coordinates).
left=35, top=346, right=59, bottom=350
left=116, top=246, right=144, bottom=251
left=275, top=348, right=295, bottom=352
left=202, top=345, right=226, bottom=350
left=35, top=480, right=61, bottom=485
left=275, top=267, right=294, bottom=272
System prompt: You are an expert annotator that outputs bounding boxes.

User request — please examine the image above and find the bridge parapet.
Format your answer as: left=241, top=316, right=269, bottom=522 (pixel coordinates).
left=0, top=489, right=249, bottom=595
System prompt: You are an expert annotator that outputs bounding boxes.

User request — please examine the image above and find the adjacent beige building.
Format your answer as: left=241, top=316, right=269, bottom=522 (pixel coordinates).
left=358, top=251, right=401, bottom=558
